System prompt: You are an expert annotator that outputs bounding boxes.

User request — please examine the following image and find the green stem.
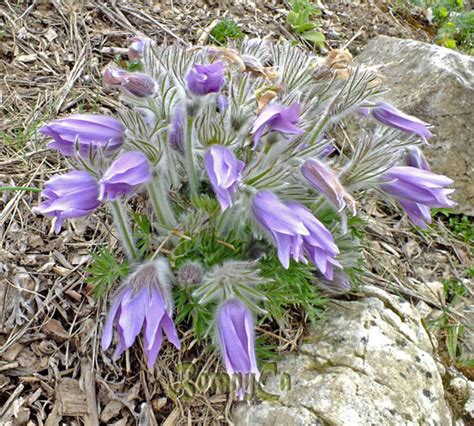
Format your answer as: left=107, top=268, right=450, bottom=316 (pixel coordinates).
left=307, top=115, right=330, bottom=146
left=184, top=116, right=198, bottom=197
left=110, top=200, right=137, bottom=262
left=147, top=175, right=177, bottom=230
left=1, top=186, right=41, bottom=192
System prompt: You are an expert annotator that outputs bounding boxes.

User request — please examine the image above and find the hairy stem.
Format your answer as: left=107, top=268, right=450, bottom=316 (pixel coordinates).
left=110, top=200, right=137, bottom=262
left=184, top=116, right=198, bottom=197
left=147, top=173, right=177, bottom=230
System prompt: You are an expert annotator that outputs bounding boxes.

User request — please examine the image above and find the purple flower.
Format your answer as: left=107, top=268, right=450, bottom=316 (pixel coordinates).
left=251, top=102, right=304, bottom=147
left=371, top=102, right=433, bottom=141
left=251, top=191, right=340, bottom=277
left=302, top=159, right=356, bottom=215
left=168, top=107, right=185, bottom=153
left=128, top=34, right=152, bottom=60
left=404, top=146, right=430, bottom=171
left=252, top=191, right=308, bottom=269
left=99, top=151, right=151, bottom=201
left=103, top=67, right=157, bottom=97
left=204, top=145, right=245, bottom=210
left=380, top=166, right=456, bottom=228
left=40, top=114, right=125, bottom=157
left=217, top=94, right=229, bottom=113
left=32, top=171, right=100, bottom=233
left=187, top=62, right=225, bottom=96
left=286, top=202, right=341, bottom=280
left=101, top=260, right=180, bottom=369
left=216, top=298, right=259, bottom=399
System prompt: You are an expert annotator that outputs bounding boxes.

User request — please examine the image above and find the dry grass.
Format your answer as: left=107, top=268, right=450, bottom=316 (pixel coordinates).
left=1, top=0, right=470, bottom=425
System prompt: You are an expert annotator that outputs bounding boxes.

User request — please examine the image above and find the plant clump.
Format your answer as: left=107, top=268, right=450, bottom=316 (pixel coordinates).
left=33, top=36, right=456, bottom=399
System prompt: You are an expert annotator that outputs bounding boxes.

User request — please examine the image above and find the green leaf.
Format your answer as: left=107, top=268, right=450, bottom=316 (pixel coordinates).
left=301, top=30, right=326, bottom=45
left=291, top=22, right=317, bottom=33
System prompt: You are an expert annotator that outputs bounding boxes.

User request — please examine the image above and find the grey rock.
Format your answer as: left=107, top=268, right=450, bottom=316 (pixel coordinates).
left=234, top=286, right=452, bottom=425
left=355, top=35, right=474, bottom=213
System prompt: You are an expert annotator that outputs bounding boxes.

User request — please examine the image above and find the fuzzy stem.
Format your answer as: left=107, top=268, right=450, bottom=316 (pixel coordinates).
left=0, top=186, right=41, bottom=192
left=110, top=200, right=137, bottom=262
left=147, top=174, right=177, bottom=230
left=184, top=116, right=198, bottom=197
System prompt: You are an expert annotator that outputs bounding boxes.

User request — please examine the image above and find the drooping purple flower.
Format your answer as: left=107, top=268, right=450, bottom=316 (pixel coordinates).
left=251, top=191, right=309, bottom=269
left=302, top=159, right=356, bottom=215
left=404, top=146, right=431, bottom=171
left=187, top=62, right=225, bottom=96
left=252, top=191, right=340, bottom=277
left=128, top=34, right=152, bottom=60
left=204, top=145, right=245, bottom=210
left=251, top=102, right=304, bottom=148
left=168, top=107, right=185, bottom=153
left=99, top=151, right=151, bottom=201
left=101, top=259, right=180, bottom=369
left=40, top=115, right=125, bottom=157
left=216, top=298, right=259, bottom=399
left=32, top=170, right=100, bottom=233
left=286, top=202, right=341, bottom=280
left=380, top=166, right=456, bottom=228
left=103, top=67, right=157, bottom=98
left=371, top=102, right=434, bottom=141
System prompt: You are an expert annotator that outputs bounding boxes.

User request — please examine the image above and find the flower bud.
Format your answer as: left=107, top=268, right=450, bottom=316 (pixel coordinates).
left=128, top=34, right=152, bottom=60
left=104, top=67, right=157, bottom=98
left=404, top=146, right=430, bottom=171
left=301, top=159, right=356, bottom=215
left=314, top=268, right=351, bottom=294
left=177, top=261, right=204, bottom=287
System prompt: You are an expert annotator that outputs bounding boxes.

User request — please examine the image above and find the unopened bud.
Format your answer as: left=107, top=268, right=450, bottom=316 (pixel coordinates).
left=178, top=261, right=204, bottom=287
left=104, top=67, right=157, bottom=98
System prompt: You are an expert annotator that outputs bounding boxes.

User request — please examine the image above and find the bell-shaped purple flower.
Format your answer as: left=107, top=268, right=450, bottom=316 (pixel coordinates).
left=371, top=102, right=433, bottom=141
left=187, top=62, right=225, bottom=96
left=33, top=170, right=100, bottom=233
left=103, top=67, right=157, bottom=98
left=99, top=151, right=151, bottom=201
left=404, top=146, right=431, bottom=171
left=252, top=191, right=340, bottom=277
left=251, top=102, right=304, bottom=148
left=302, top=159, right=356, bottom=215
left=252, top=191, right=309, bottom=269
left=216, top=298, right=259, bottom=399
left=40, top=114, right=125, bottom=157
left=204, top=145, right=245, bottom=210
left=380, top=166, right=456, bottom=228
left=101, top=259, right=180, bottom=369
left=286, top=202, right=341, bottom=280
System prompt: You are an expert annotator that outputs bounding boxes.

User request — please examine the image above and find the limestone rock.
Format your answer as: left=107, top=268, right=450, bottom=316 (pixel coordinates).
left=355, top=36, right=474, bottom=213
left=234, top=286, right=452, bottom=425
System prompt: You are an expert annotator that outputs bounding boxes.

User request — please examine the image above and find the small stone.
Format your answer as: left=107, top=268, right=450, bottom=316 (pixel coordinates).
left=449, top=377, right=469, bottom=398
